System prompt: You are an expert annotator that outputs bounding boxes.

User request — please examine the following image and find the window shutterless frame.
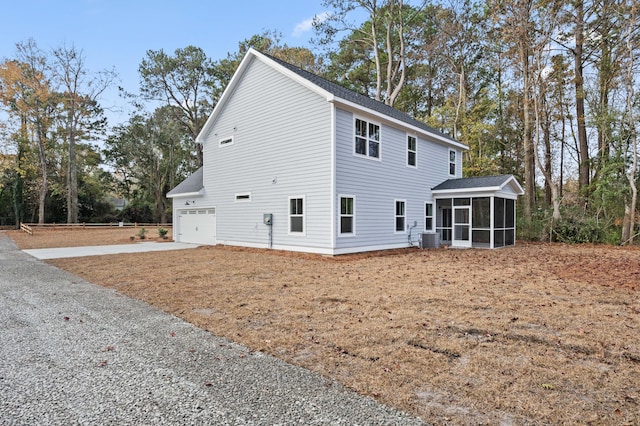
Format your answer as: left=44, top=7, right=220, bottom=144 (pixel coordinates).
left=407, top=135, right=417, bottom=167
left=288, top=195, right=305, bottom=235
left=354, top=117, right=381, bottom=160
left=425, top=202, right=434, bottom=231
left=449, top=149, right=456, bottom=175
left=394, top=200, right=406, bottom=233
left=339, top=195, right=355, bottom=236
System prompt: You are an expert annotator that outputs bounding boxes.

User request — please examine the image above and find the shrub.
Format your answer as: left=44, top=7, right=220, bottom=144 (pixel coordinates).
left=136, top=227, right=147, bottom=239
left=158, top=227, right=168, bottom=239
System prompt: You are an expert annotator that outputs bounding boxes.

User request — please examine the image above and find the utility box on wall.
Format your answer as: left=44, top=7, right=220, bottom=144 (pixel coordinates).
left=420, top=232, right=440, bottom=249
left=263, top=213, right=273, bottom=226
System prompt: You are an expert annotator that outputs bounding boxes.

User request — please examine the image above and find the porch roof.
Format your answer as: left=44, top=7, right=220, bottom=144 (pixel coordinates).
left=431, top=174, right=524, bottom=198
left=166, top=167, right=204, bottom=198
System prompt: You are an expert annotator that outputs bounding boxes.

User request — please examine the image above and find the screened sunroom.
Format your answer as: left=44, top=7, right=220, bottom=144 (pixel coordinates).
left=431, top=175, right=524, bottom=249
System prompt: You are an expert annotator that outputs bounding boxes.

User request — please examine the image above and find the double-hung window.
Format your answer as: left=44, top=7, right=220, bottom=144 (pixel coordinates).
left=339, top=196, right=355, bottom=236
left=289, top=196, right=305, bottom=234
left=395, top=200, right=406, bottom=233
left=355, top=118, right=380, bottom=159
left=407, top=135, right=417, bottom=167
left=449, top=149, right=456, bottom=175
left=425, top=202, right=433, bottom=231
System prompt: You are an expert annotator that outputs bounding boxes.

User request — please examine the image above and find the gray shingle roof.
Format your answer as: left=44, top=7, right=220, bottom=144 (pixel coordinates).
left=167, top=167, right=203, bottom=197
left=263, top=53, right=458, bottom=144
left=432, top=175, right=516, bottom=191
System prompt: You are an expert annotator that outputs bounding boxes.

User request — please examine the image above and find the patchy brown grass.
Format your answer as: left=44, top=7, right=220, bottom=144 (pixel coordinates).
left=7, top=228, right=640, bottom=425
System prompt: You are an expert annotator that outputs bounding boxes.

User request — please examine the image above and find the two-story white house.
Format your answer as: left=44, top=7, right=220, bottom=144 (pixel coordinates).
left=167, top=48, right=524, bottom=254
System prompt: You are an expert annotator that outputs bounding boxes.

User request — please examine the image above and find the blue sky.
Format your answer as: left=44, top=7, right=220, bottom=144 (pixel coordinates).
left=1, top=0, right=335, bottom=126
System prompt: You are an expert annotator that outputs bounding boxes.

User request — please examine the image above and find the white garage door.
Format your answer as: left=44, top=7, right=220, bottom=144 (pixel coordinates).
left=178, top=208, right=216, bottom=245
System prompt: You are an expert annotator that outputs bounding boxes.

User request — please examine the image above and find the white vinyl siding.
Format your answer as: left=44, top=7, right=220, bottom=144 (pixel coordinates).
left=334, top=108, right=458, bottom=252
left=201, top=57, right=332, bottom=250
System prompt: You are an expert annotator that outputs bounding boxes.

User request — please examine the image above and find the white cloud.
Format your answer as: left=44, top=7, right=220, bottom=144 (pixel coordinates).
left=292, top=12, right=330, bottom=37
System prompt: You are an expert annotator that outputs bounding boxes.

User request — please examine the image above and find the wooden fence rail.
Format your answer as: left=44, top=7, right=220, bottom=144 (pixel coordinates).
left=21, top=223, right=173, bottom=229
left=19, top=222, right=33, bottom=235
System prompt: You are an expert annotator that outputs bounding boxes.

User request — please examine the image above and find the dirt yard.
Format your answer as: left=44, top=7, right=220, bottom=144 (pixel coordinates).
left=7, top=228, right=640, bottom=425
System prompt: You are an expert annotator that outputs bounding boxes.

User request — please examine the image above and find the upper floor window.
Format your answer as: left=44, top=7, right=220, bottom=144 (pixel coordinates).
left=407, top=135, right=417, bottom=167
left=355, top=118, right=380, bottom=159
left=449, top=149, right=456, bottom=175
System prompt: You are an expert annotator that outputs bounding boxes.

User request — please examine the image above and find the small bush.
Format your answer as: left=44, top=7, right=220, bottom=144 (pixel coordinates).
left=136, top=227, right=147, bottom=239
left=158, top=227, right=168, bottom=239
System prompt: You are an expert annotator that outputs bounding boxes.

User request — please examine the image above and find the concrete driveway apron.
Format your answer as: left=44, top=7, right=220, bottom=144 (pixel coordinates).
left=23, top=241, right=200, bottom=260
left=0, top=234, right=426, bottom=425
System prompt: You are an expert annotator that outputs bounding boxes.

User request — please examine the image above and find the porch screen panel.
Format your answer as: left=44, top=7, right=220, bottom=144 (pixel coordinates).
left=506, top=199, right=515, bottom=227
left=472, top=197, right=491, bottom=245
left=493, top=197, right=516, bottom=247
left=494, top=198, right=505, bottom=228
left=472, top=197, right=490, bottom=228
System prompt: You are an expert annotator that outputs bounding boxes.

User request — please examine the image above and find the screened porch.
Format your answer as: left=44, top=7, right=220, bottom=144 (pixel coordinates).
left=431, top=175, right=524, bottom=249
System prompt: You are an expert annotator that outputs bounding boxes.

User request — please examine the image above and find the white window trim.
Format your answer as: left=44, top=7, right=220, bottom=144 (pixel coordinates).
left=235, top=192, right=252, bottom=202
left=394, top=199, right=407, bottom=234
left=219, top=135, right=234, bottom=147
left=407, top=134, right=417, bottom=168
left=288, top=195, right=306, bottom=236
left=425, top=202, right=434, bottom=231
left=449, top=149, right=456, bottom=176
left=338, top=195, right=356, bottom=237
left=353, top=116, right=382, bottom=161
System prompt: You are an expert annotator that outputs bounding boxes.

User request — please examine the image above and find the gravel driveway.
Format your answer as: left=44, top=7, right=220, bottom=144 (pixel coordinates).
left=0, top=235, right=426, bottom=425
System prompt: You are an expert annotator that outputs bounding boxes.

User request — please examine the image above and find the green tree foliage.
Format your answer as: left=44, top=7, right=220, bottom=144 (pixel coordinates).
left=139, top=46, right=217, bottom=166
left=103, top=106, right=196, bottom=223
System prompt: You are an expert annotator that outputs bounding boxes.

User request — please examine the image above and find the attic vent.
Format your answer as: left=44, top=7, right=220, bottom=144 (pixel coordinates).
left=219, top=136, right=234, bottom=147
left=235, top=193, right=251, bottom=202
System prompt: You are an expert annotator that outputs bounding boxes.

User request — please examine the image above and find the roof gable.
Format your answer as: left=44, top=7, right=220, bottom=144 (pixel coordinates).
left=197, top=49, right=467, bottom=150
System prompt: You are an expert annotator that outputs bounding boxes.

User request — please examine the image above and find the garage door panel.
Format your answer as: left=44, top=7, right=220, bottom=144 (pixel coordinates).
left=178, top=209, right=215, bottom=245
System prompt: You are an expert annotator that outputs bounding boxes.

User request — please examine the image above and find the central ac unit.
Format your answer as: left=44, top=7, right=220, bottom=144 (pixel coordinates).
left=420, top=232, right=440, bottom=249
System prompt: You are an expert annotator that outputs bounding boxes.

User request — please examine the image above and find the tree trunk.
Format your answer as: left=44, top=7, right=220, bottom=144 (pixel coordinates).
left=621, top=204, right=632, bottom=243
left=454, top=66, right=465, bottom=141
left=622, top=3, right=638, bottom=245
left=597, top=35, right=611, bottom=165
left=385, top=0, right=406, bottom=107
left=574, top=0, right=590, bottom=196
left=36, top=123, right=47, bottom=225
left=66, top=108, right=78, bottom=223
left=521, top=42, right=535, bottom=221
left=544, top=108, right=552, bottom=206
